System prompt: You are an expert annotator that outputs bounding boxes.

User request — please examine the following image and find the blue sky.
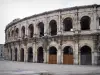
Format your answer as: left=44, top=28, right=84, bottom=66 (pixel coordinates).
left=0, top=0, right=100, bottom=44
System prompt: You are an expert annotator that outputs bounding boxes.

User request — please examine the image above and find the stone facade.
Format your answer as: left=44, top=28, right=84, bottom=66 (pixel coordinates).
left=0, top=44, right=4, bottom=58
left=4, top=4, right=100, bottom=65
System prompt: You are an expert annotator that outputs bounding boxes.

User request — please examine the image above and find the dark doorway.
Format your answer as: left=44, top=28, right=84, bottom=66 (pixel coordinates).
left=11, top=30, right=14, bottom=37
left=20, top=48, right=24, bottom=62
left=80, top=45, right=92, bottom=65
left=49, top=20, right=57, bottom=36
left=63, top=17, right=72, bottom=31
left=38, top=22, right=44, bottom=37
left=16, top=28, right=19, bottom=37
left=21, top=26, right=25, bottom=39
left=63, top=46, right=73, bottom=64
left=80, top=16, right=90, bottom=30
left=10, top=49, right=12, bottom=60
left=15, top=48, right=17, bottom=61
left=8, top=31, right=10, bottom=38
left=28, top=24, right=34, bottom=38
left=28, top=47, right=33, bottom=62
left=49, top=46, right=57, bottom=64
left=37, top=47, right=44, bottom=63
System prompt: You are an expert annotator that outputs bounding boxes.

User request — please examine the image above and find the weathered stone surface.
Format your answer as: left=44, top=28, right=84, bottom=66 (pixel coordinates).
left=4, top=4, right=100, bottom=65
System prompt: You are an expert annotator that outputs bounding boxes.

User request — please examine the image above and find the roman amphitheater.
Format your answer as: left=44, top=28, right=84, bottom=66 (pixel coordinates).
left=4, top=4, right=100, bottom=65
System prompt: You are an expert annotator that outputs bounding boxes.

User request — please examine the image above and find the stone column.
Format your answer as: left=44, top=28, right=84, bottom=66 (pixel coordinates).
left=43, top=50, right=47, bottom=63
left=19, top=49, right=21, bottom=62
left=57, top=50, right=59, bottom=64
left=61, top=50, right=63, bottom=64
left=17, top=46, right=20, bottom=61
left=24, top=46, right=27, bottom=62
left=78, top=52, right=81, bottom=65
left=57, top=46, right=62, bottom=64
left=26, top=21, right=28, bottom=38
left=74, top=34, right=80, bottom=65
left=47, top=50, right=49, bottom=64
left=92, top=6, right=98, bottom=30
left=19, top=24, right=21, bottom=39
left=35, top=21, right=39, bottom=37
left=44, top=15, right=49, bottom=36
left=19, top=44, right=22, bottom=62
left=57, top=11, right=61, bottom=35
left=74, top=42, right=79, bottom=65
left=33, top=44, right=35, bottom=63
left=92, top=35, right=99, bottom=65
left=12, top=47, right=15, bottom=61
left=34, top=20, right=37, bottom=37
left=74, top=9, right=80, bottom=65
left=92, top=51, right=98, bottom=65
left=34, top=45, right=37, bottom=63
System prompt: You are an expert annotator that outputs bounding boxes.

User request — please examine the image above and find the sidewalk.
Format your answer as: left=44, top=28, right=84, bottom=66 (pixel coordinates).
left=0, top=60, right=100, bottom=75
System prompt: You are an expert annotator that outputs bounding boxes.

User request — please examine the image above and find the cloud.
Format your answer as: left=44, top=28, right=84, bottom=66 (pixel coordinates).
left=61, top=0, right=100, bottom=7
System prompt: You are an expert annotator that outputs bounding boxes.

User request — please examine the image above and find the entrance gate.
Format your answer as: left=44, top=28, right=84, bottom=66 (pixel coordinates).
left=63, top=46, right=73, bottom=64
left=20, top=48, right=24, bottom=62
left=28, top=47, right=33, bottom=62
left=49, top=46, right=57, bottom=64
left=80, top=46, right=92, bottom=65
left=15, top=48, right=17, bottom=61
left=10, top=49, right=12, bottom=60
left=37, top=47, right=44, bottom=63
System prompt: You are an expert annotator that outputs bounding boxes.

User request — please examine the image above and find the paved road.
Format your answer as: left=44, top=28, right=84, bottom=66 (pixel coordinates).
left=0, top=60, right=100, bottom=75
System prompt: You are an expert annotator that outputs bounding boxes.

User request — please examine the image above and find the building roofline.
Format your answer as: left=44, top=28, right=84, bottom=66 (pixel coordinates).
left=5, top=4, right=100, bottom=31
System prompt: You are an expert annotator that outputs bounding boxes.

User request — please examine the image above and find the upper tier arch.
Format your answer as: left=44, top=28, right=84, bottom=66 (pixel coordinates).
left=5, top=4, right=100, bottom=31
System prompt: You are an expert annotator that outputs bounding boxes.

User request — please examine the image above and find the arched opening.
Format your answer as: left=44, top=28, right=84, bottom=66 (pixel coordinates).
left=28, top=47, right=33, bottom=62
left=49, top=46, right=57, bottom=64
left=49, top=20, right=57, bottom=36
left=8, top=49, right=9, bottom=59
left=8, top=31, right=10, bottom=38
left=15, top=48, right=17, bottom=61
left=80, top=16, right=91, bottom=30
left=10, top=49, right=12, bottom=60
left=38, top=22, right=44, bottom=37
left=21, top=26, right=25, bottom=39
left=11, top=30, right=14, bottom=37
left=99, top=17, right=100, bottom=26
left=37, top=47, right=44, bottom=63
left=63, top=46, right=73, bottom=64
left=80, top=45, right=92, bottom=65
left=20, top=48, right=24, bottom=62
left=63, top=17, right=73, bottom=31
left=15, top=28, right=19, bottom=37
left=28, top=24, right=34, bottom=38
